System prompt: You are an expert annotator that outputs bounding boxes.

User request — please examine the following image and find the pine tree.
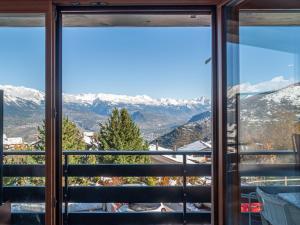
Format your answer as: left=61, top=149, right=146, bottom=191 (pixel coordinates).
left=62, top=117, right=86, bottom=151
left=35, top=117, right=88, bottom=166
left=35, top=117, right=94, bottom=185
left=36, top=117, right=86, bottom=151
left=95, top=108, right=149, bottom=164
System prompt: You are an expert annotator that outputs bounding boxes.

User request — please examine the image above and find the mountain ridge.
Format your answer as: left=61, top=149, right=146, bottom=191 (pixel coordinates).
left=0, top=84, right=210, bottom=107
left=1, top=84, right=210, bottom=142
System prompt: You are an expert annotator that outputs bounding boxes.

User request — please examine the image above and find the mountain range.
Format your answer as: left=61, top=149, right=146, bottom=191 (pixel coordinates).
left=0, top=85, right=210, bottom=142
left=1, top=81, right=299, bottom=149
left=228, top=82, right=300, bottom=150
left=155, top=81, right=300, bottom=149
left=153, top=111, right=211, bottom=149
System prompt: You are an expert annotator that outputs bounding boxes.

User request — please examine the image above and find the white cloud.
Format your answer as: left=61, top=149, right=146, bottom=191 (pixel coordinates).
left=238, top=76, right=294, bottom=93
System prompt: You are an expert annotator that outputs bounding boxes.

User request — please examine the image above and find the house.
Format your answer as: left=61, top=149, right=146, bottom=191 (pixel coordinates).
left=3, top=134, right=23, bottom=149
left=83, top=131, right=95, bottom=146
left=178, top=140, right=211, bottom=151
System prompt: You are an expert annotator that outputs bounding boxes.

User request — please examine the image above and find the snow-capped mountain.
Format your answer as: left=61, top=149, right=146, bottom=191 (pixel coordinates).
left=2, top=80, right=299, bottom=146
left=0, top=85, right=44, bottom=105
left=262, top=83, right=300, bottom=106
left=225, top=81, right=300, bottom=150
left=1, top=84, right=209, bottom=107
left=0, top=84, right=210, bottom=142
left=64, top=93, right=209, bottom=107
left=152, top=80, right=300, bottom=150
left=63, top=91, right=210, bottom=141
left=227, top=76, right=295, bottom=99
left=226, top=81, right=300, bottom=126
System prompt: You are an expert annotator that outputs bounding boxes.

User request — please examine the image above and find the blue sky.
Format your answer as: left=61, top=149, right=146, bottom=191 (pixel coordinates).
left=0, top=28, right=45, bottom=90
left=0, top=25, right=299, bottom=99
left=239, top=26, right=299, bottom=86
left=62, top=27, right=212, bottom=99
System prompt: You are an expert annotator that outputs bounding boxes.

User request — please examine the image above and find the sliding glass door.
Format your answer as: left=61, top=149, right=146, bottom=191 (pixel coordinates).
left=59, top=9, right=214, bottom=225
left=224, top=1, right=300, bottom=224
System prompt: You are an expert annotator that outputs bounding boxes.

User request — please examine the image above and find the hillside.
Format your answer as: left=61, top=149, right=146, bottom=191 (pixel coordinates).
left=153, top=111, right=211, bottom=149
left=228, top=82, right=300, bottom=150
left=0, top=85, right=210, bottom=142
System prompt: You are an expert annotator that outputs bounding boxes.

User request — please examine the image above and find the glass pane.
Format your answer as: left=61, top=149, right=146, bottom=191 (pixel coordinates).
left=0, top=14, right=45, bottom=224
left=225, top=2, right=300, bottom=224
left=62, top=13, right=212, bottom=224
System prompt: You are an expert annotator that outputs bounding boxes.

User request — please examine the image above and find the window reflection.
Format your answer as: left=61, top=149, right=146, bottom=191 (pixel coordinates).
left=226, top=8, right=300, bottom=225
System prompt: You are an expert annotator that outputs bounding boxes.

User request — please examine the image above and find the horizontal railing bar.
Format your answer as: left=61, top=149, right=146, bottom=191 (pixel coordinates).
left=4, top=185, right=298, bottom=203
left=3, top=149, right=295, bottom=156
left=3, top=151, right=45, bottom=156
left=3, top=164, right=211, bottom=177
left=3, top=165, right=45, bottom=177
left=11, top=212, right=45, bottom=225
left=9, top=212, right=257, bottom=225
left=67, top=164, right=211, bottom=177
left=239, top=150, right=295, bottom=155
left=2, top=150, right=211, bottom=156
left=4, top=163, right=300, bottom=177
left=63, top=150, right=212, bottom=156
left=241, top=185, right=300, bottom=195
left=9, top=210, right=255, bottom=224
left=240, top=164, right=300, bottom=176
left=3, top=186, right=44, bottom=203
left=68, top=212, right=211, bottom=225
left=67, top=186, right=211, bottom=203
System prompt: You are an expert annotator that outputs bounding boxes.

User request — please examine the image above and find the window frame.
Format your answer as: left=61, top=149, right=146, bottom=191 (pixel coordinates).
left=0, top=2, right=58, bottom=225
left=56, top=5, right=217, bottom=225
left=0, top=1, right=239, bottom=225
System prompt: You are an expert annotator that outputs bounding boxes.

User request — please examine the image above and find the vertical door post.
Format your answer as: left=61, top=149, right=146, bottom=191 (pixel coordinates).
left=0, top=90, right=3, bottom=205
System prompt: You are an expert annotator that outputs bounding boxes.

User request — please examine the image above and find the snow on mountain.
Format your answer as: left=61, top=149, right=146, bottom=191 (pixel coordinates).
left=0, top=85, right=44, bottom=105
left=262, top=82, right=300, bottom=105
left=227, top=76, right=295, bottom=99
left=239, top=76, right=294, bottom=93
left=229, top=76, right=294, bottom=94
left=63, top=93, right=209, bottom=107
left=1, top=84, right=211, bottom=143
left=0, top=84, right=210, bottom=107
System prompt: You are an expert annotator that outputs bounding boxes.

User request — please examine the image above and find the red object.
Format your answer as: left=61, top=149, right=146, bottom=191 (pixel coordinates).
left=241, top=203, right=262, bottom=213
left=111, top=203, right=123, bottom=212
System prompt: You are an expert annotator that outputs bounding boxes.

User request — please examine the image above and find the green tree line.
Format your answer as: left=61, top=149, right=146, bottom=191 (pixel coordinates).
left=4, top=108, right=153, bottom=186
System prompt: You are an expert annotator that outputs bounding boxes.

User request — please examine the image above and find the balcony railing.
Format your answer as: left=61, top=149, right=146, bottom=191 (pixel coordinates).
left=1, top=150, right=300, bottom=225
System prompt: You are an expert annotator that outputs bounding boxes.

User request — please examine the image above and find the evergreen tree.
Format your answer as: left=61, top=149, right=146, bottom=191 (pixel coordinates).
left=95, top=108, right=149, bottom=164
left=36, top=117, right=86, bottom=151
left=35, top=117, right=88, bottom=166
left=61, top=117, right=86, bottom=151
left=35, top=117, right=94, bottom=185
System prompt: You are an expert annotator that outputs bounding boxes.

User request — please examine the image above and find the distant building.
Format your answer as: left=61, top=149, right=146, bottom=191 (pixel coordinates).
left=3, top=134, right=24, bottom=149
left=178, top=140, right=211, bottom=163
left=178, top=140, right=211, bottom=151
left=83, top=132, right=95, bottom=146
left=149, top=144, right=170, bottom=151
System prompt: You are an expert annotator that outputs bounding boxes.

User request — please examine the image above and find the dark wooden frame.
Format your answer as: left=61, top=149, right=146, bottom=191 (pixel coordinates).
left=215, top=1, right=300, bottom=225
left=0, top=91, right=3, bottom=205
left=216, top=1, right=244, bottom=224
left=3, top=0, right=298, bottom=225
left=56, top=5, right=217, bottom=225
left=0, top=2, right=58, bottom=225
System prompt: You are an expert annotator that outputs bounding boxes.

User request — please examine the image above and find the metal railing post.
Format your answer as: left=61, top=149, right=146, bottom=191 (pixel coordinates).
left=63, top=153, right=68, bottom=225
left=183, top=154, right=187, bottom=225
left=0, top=90, right=3, bottom=205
